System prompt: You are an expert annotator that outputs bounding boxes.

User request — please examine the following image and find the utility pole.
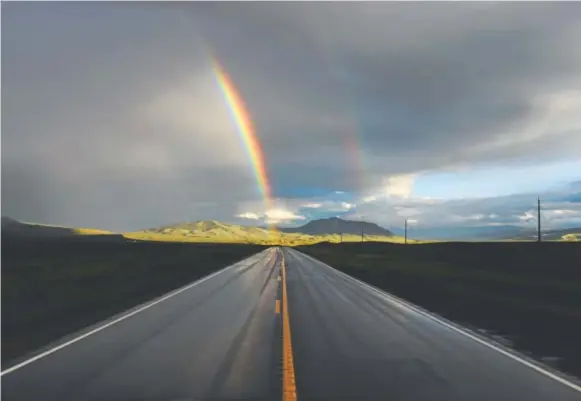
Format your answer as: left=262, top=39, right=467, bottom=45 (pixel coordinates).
left=537, top=197, right=541, bottom=243
left=405, top=219, right=408, bottom=245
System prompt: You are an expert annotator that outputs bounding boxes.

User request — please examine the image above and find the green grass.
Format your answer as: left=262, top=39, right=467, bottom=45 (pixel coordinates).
left=2, top=237, right=266, bottom=367
left=298, top=241, right=581, bottom=377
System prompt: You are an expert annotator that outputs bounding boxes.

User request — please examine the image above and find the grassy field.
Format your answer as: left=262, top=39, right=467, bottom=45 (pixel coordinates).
left=1, top=235, right=266, bottom=368
left=298, top=241, right=581, bottom=379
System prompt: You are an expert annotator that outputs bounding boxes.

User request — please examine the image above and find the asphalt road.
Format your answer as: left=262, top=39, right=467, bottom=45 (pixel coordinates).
left=1, top=248, right=282, bottom=401
left=284, top=247, right=581, bottom=401
left=2, top=246, right=581, bottom=401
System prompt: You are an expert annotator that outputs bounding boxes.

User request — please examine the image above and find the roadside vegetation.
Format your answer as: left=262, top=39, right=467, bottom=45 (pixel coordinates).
left=1, top=235, right=265, bottom=368
left=298, top=241, right=581, bottom=379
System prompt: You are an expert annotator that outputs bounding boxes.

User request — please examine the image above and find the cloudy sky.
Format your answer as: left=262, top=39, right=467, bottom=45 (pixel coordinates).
left=2, top=2, right=581, bottom=232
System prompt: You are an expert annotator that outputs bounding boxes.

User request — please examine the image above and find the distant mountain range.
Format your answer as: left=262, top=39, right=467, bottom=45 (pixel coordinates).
left=3, top=215, right=579, bottom=242
left=1, top=216, right=400, bottom=245
left=392, top=224, right=581, bottom=241
left=142, top=218, right=395, bottom=238
left=138, top=217, right=397, bottom=244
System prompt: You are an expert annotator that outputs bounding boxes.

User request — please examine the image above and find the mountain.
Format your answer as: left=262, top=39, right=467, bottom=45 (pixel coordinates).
left=1, top=216, right=115, bottom=238
left=281, top=217, right=393, bottom=236
left=141, top=220, right=272, bottom=241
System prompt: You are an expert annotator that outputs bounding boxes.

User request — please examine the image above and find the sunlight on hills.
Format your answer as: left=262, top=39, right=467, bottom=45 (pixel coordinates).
left=561, top=233, right=581, bottom=242
left=124, top=221, right=413, bottom=246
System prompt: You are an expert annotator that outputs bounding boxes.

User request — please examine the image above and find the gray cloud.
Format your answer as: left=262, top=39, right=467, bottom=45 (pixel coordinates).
left=350, top=188, right=581, bottom=231
left=2, top=3, right=581, bottom=230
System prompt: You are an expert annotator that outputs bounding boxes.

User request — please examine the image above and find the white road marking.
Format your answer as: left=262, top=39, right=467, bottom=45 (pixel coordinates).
left=290, top=248, right=581, bottom=394
left=1, top=249, right=272, bottom=376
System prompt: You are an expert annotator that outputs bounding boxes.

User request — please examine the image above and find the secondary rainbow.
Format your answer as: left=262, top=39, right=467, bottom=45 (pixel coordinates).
left=342, top=120, right=368, bottom=193
left=212, top=58, right=273, bottom=211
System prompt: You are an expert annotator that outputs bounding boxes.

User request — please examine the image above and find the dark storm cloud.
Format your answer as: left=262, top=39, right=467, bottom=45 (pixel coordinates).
left=2, top=2, right=581, bottom=229
left=188, top=2, right=581, bottom=195
left=193, top=3, right=581, bottom=168
left=2, top=2, right=260, bottom=229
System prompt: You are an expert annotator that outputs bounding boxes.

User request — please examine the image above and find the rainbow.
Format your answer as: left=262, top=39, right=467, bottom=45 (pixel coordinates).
left=342, top=121, right=367, bottom=193
left=212, top=58, right=273, bottom=212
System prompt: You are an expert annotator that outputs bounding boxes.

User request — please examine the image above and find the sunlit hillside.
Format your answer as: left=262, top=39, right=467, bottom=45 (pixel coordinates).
left=124, top=220, right=413, bottom=245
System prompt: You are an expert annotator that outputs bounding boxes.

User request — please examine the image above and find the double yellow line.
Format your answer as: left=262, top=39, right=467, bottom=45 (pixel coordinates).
left=281, top=252, right=297, bottom=401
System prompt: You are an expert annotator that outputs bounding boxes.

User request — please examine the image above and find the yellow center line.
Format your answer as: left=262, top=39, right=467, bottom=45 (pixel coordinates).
left=275, top=299, right=281, bottom=314
left=282, top=252, right=298, bottom=401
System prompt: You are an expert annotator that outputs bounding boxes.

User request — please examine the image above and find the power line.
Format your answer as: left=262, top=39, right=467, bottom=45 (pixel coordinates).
left=537, top=197, right=541, bottom=243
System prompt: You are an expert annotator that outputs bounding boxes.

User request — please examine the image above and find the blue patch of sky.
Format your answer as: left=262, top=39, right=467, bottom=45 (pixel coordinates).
left=413, top=160, right=581, bottom=199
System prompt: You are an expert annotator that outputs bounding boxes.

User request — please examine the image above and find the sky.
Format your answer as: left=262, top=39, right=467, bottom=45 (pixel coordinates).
left=2, top=2, right=581, bottom=232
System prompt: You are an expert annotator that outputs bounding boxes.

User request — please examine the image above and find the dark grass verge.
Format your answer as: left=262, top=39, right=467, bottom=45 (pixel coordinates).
left=1, top=235, right=267, bottom=368
left=297, top=241, right=581, bottom=379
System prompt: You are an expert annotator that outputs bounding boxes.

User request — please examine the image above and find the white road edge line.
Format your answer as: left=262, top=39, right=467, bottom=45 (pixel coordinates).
left=0, top=248, right=273, bottom=377
left=290, top=248, right=581, bottom=394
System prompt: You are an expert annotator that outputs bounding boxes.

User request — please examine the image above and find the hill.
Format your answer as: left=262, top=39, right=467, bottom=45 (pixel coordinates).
left=1, top=216, right=115, bottom=238
left=133, top=220, right=273, bottom=243
left=281, top=217, right=394, bottom=236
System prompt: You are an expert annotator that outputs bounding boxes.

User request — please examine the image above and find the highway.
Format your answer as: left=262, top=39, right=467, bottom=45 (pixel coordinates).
left=284, top=248, right=581, bottom=401
left=1, top=248, right=282, bottom=401
left=2, top=247, right=581, bottom=401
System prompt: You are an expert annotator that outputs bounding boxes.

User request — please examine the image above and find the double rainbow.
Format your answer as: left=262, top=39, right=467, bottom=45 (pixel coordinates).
left=212, top=57, right=367, bottom=231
